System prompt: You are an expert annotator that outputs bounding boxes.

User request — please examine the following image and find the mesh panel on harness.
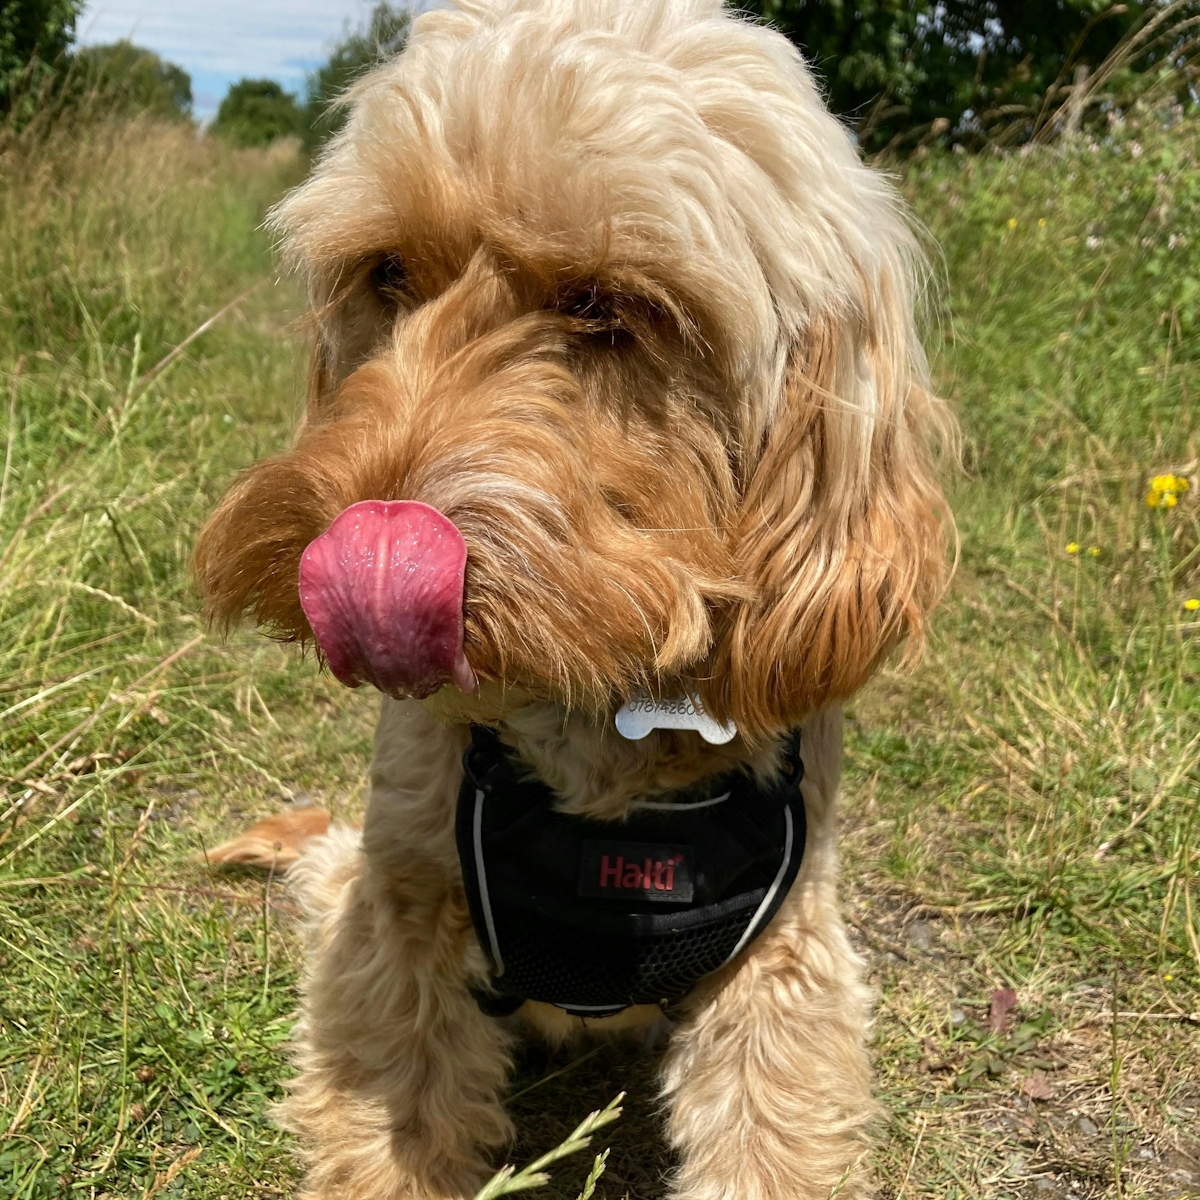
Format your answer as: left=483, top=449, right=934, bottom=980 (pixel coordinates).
left=455, top=725, right=806, bottom=1017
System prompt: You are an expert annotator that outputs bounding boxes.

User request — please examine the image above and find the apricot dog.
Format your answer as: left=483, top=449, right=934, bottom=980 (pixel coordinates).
left=196, top=1, right=952, bottom=1196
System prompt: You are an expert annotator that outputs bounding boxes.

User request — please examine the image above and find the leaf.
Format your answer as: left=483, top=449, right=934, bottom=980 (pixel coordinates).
left=955, top=1052, right=991, bottom=1088
left=1009, top=1016, right=1050, bottom=1053
left=987, top=988, right=1018, bottom=1035
left=1022, top=1071, right=1054, bottom=1101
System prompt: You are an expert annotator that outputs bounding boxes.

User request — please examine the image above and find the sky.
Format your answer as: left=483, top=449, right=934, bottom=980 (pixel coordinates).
left=77, top=1, right=402, bottom=120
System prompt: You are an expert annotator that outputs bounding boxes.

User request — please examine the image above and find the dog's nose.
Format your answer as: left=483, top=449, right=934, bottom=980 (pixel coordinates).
left=298, top=500, right=477, bottom=699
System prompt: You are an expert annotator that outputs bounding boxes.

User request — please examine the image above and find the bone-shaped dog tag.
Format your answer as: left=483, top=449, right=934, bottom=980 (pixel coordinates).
left=615, top=693, right=737, bottom=744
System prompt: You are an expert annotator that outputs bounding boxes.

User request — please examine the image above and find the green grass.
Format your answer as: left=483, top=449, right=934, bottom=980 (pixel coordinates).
left=0, top=115, right=376, bottom=1199
left=0, top=106, right=1197, bottom=1199
left=869, top=113, right=1200, bottom=985
left=843, top=112, right=1200, bottom=1197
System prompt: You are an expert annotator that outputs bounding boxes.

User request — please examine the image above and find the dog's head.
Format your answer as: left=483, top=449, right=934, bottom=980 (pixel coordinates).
left=193, top=0, right=953, bottom=742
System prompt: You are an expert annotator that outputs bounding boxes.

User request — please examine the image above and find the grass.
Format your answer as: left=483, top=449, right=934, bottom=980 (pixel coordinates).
left=845, top=111, right=1200, bottom=1198
left=0, top=102, right=1197, bottom=1200
left=0, top=115, right=375, bottom=1199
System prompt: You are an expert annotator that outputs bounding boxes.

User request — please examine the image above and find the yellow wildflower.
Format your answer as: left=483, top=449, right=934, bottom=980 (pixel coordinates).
left=1065, top=542, right=1079, bottom=554
left=1087, top=546, right=1100, bottom=557
left=1038, top=218, right=1047, bottom=228
left=1151, top=473, right=1188, bottom=493
left=1185, top=598, right=1200, bottom=611
left=1007, top=217, right=1018, bottom=230
left=1146, top=472, right=1190, bottom=508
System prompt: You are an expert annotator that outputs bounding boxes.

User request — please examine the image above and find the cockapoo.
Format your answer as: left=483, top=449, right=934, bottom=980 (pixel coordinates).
left=197, top=1, right=953, bottom=1196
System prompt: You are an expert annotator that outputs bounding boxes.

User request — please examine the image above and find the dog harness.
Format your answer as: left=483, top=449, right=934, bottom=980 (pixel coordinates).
left=455, top=724, right=806, bottom=1018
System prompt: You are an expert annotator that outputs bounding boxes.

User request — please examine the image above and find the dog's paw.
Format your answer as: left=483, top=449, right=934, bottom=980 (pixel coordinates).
left=204, top=808, right=332, bottom=870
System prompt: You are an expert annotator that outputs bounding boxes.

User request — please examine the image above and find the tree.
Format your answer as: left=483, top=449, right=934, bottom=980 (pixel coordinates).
left=304, top=1, right=409, bottom=147
left=743, top=0, right=1200, bottom=152
left=0, top=0, right=82, bottom=113
left=211, top=78, right=304, bottom=147
left=72, top=40, right=192, bottom=121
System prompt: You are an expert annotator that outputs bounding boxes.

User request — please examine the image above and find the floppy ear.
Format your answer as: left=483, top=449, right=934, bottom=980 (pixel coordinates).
left=703, top=280, right=954, bottom=743
left=191, top=260, right=375, bottom=633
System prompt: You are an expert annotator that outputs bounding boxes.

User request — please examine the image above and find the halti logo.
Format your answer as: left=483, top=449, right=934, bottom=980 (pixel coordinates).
left=578, top=841, right=694, bottom=904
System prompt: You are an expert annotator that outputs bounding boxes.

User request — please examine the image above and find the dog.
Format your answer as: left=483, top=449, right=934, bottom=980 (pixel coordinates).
left=195, top=1, right=953, bottom=1196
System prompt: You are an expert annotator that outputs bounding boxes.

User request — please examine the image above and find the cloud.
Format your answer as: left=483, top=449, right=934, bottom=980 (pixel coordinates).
left=78, top=0, right=382, bottom=114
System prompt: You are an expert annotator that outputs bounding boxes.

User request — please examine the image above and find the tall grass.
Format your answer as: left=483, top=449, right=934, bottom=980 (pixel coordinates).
left=847, top=108, right=1200, bottom=979
left=0, top=117, right=334, bottom=846
left=0, top=116, right=378, bottom=1198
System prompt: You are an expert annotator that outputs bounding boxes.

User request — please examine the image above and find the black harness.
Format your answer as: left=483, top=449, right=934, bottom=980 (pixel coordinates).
left=455, top=725, right=806, bottom=1018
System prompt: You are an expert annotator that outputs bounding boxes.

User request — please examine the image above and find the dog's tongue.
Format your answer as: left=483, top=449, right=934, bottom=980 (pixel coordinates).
left=298, top=500, right=476, bottom=699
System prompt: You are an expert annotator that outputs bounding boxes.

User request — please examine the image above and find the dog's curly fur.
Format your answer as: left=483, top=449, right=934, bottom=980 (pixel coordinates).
left=196, top=1, right=954, bottom=1195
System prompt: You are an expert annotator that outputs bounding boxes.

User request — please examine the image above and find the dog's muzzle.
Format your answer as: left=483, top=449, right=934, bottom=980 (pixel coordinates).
left=298, top=499, right=477, bottom=699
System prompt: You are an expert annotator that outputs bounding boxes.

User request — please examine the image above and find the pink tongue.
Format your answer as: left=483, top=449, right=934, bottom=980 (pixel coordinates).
left=298, top=500, right=476, bottom=699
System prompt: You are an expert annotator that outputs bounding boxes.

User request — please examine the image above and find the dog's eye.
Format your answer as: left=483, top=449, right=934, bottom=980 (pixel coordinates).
left=367, top=255, right=414, bottom=308
left=554, top=286, right=622, bottom=331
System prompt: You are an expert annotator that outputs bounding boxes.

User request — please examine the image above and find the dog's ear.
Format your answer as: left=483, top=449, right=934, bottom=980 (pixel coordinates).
left=702, top=284, right=954, bottom=742
left=301, top=277, right=365, bottom=421
left=305, top=326, right=334, bottom=417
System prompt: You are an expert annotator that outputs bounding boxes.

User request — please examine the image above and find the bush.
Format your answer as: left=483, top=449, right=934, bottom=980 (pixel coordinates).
left=212, top=78, right=303, bottom=148
left=70, top=40, right=192, bottom=121
left=744, top=0, right=1200, bottom=152
left=0, top=0, right=82, bottom=117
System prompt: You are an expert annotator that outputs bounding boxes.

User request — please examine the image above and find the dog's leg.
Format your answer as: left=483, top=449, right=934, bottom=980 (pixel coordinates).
left=280, top=706, right=513, bottom=1200
left=281, top=848, right=513, bottom=1200
left=661, top=708, right=877, bottom=1200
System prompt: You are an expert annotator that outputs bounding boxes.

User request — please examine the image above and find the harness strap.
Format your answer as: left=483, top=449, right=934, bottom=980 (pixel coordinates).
left=457, top=726, right=805, bottom=1018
